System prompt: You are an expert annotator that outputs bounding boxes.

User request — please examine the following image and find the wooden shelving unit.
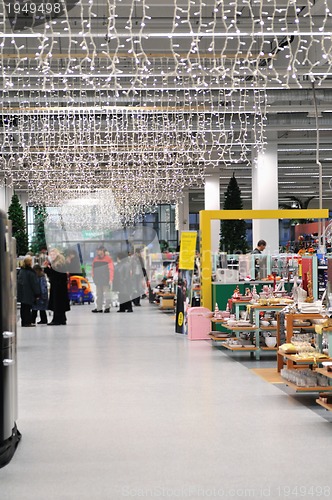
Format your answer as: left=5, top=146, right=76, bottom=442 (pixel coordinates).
left=277, top=312, right=327, bottom=372
left=316, top=399, right=332, bottom=411
left=221, top=344, right=258, bottom=352
left=158, top=292, right=175, bottom=310
left=278, top=351, right=332, bottom=364
left=208, top=335, right=234, bottom=342
left=315, top=367, right=332, bottom=411
left=315, top=367, right=332, bottom=379
left=210, top=304, right=286, bottom=359
left=283, top=380, right=332, bottom=393
left=276, top=314, right=332, bottom=395
left=249, top=305, right=285, bottom=360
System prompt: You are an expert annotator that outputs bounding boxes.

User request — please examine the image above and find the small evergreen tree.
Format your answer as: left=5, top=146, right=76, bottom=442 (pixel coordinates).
left=30, top=205, right=48, bottom=254
left=219, top=173, right=248, bottom=254
left=8, top=193, right=29, bottom=256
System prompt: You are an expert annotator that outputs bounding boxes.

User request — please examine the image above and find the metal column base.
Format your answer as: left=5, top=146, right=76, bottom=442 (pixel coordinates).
left=0, top=424, right=21, bottom=468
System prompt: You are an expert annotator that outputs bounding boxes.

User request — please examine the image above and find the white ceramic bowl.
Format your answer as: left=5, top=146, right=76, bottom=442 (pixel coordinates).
left=260, top=320, right=270, bottom=327
left=270, top=320, right=278, bottom=326
left=265, top=337, right=277, bottom=348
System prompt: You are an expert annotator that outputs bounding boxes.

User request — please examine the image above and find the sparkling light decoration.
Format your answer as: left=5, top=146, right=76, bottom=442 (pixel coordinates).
left=0, top=0, right=331, bottom=219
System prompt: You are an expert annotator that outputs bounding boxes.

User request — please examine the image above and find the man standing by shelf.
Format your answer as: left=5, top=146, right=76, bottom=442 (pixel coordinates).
left=251, top=240, right=267, bottom=254
left=251, top=240, right=267, bottom=279
left=91, top=245, right=114, bottom=313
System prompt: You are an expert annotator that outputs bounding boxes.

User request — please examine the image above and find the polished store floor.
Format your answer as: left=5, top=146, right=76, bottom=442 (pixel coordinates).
left=1, top=301, right=332, bottom=500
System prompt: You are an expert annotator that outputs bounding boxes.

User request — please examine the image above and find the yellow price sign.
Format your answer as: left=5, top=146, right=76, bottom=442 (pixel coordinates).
left=179, top=231, right=197, bottom=270
left=177, top=312, right=184, bottom=327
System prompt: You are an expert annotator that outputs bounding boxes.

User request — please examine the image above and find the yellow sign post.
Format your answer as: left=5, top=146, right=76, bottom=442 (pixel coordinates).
left=179, top=231, right=197, bottom=270
left=199, top=209, right=329, bottom=310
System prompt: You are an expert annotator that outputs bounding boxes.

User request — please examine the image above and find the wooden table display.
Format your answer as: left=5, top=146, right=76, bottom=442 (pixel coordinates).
left=315, top=368, right=332, bottom=411
left=248, top=305, right=285, bottom=360
left=209, top=304, right=284, bottom=359
left=158, top=292, right=175, bottom=310
left=277, top=312, right=332, bottom=393
left=230, top=299, right=251, bottom=320
left=277, top=312, right=332, bottom=372
left=320, top=326, right=332, bottom=357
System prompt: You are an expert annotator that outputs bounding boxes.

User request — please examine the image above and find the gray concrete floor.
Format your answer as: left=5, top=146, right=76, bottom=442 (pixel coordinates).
left=1, top=300, right=332, bottom=500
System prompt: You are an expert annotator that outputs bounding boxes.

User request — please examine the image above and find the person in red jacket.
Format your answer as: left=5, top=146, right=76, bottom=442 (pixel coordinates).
left=91, top=245, right=114, bottom=313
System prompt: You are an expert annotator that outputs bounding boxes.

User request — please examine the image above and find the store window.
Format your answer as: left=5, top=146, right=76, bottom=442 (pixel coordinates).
left=189, top=213, right=199, bottom=231
left=142, top=204, right=178, bottom=250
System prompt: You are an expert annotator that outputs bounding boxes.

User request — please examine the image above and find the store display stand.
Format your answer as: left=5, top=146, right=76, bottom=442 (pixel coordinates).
left=277, top=312, right=332, bottom=394
left=315, top=368, right=332, bottom=411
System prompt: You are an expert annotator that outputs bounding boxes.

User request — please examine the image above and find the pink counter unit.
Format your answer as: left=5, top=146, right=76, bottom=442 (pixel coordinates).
left=187, top=307, right=212, bottom=340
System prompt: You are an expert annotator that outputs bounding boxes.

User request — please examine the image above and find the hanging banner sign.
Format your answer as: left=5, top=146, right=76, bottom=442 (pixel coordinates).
left=179, top=231, right=197, bottom=270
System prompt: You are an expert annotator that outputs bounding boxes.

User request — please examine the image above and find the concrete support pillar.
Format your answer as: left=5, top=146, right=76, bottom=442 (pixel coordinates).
left=252, top=133, right=279, bottom=255
left=177, top=190, right=189, bottom=234
left=204, top=173, right=220, bottom=254
left=0, top=181, right=14, bottom=213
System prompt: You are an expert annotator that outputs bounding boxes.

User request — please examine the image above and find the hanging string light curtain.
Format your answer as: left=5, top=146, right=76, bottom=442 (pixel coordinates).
left=0, top=0, right=331, bottom=217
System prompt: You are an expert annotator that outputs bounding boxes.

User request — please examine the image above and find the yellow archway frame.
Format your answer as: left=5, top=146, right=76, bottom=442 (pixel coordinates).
left=199, top=209, right=329, bottom=310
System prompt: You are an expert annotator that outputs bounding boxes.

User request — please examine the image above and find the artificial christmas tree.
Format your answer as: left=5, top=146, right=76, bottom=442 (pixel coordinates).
left=219, top=173, right=248, bottom=254
left=7, top=193, right=29, bottom=256
left=30, top=205, right=48, bottom=254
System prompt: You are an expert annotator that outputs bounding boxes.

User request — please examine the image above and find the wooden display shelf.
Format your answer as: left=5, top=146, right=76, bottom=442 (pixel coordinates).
left=315, top=367, right=332, bottom=379
left=277, top=312, right=329, bottom=372
left=260, top=346, right=278, bottom=351
left=316, top=399, right=332, bottom=411
left=211, top=318, right=227, bottom=324
left=260, top=326, right=277, bottom=331
left=277, top=351, right=332, bottom=364
left=250, top=304, right=288, bottom=310
left=209, top=335, right=236, bottom=342
left=231, top=299, right=252, bottom=303
left=221, top=344, right=258, bottom=351
left=222, top=325, right=256, bottom=332
left=281, top=379, right=332, bottom=392
left=292, top=325, right=315, bottom=330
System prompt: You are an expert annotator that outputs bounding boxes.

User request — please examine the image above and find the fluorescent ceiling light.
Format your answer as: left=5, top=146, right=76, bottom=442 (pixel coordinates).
left=2, top=31, right=331, bottom=38
left=283, top=173, right=319, bottom=176
left=278, top=148, right=332, bottom=152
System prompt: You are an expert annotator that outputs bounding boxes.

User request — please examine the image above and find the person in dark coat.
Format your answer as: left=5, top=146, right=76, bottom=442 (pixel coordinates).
left=31, top=264, right=49, bottom=325
left=65, top=247, right=83, bottom=276
left=113, top=252, right=133, bottom=312
left=131, top=248, right=146, bottom=307
left=44, top=248, right=70, bottom=326
left=17, top=256, right=41, bottom=327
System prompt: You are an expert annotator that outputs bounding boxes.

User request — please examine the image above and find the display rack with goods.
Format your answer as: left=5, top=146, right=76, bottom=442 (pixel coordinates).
left=277, top=313, right=332, bottom=393
left=213, top=304, right=285, bottom=360
left=316, top=367, right=332, bottom=411
left=158, top=292, right=176, bottom=311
